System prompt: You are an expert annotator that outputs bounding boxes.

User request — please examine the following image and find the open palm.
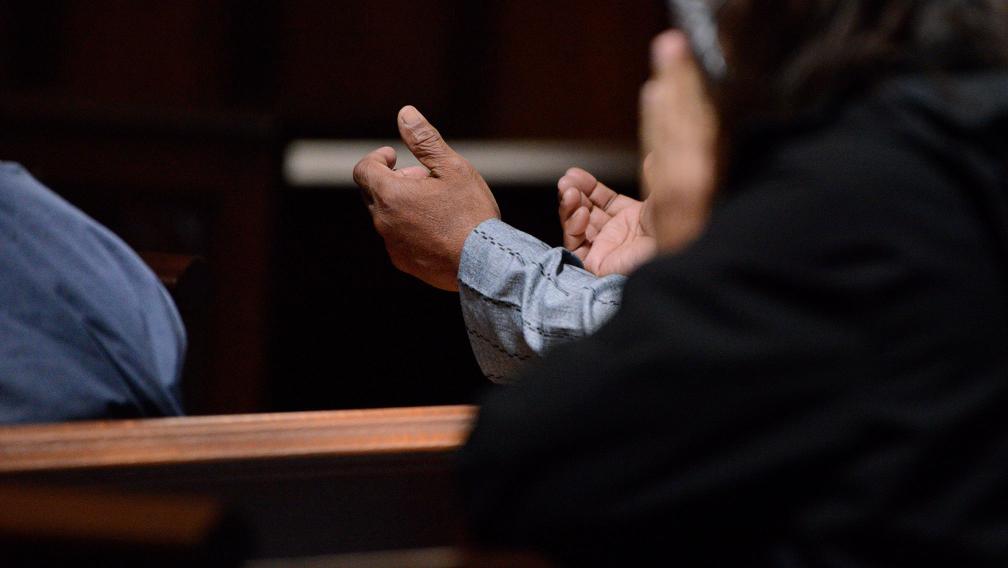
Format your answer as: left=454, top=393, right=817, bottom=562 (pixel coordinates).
left=558, top=167, right=656, bottom=277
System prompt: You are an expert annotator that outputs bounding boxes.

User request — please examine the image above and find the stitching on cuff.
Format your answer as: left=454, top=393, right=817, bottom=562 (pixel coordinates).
left=473, top=228, right=527, bottom=266
left=581, top=287, right=622, bottom=307
left=534, top=260, right=570, bottom=297
left=460, top=281, right=579, bottom=339
left=473, top=228, right=570, bottom=296
left=466, top=328, right=532, bottom=361
left=459, top=281, right=521, bottom=310
left=523, top=319, right=578, bottom=339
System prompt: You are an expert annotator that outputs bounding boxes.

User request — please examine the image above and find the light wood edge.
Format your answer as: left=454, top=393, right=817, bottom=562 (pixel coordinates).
left=0, top=405, right=477, bottom=473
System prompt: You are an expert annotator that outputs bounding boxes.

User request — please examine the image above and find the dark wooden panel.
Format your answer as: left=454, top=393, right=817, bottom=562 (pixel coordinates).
left=0, top=484, right=245, bottom=566
left=276, top=0, right=465, bottom=133
left=483, top=1, right=664, bottom=140
left=0, top=1, right=660, bottom=139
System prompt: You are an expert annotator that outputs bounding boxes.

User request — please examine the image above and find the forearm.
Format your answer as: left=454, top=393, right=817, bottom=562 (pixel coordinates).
left=458, top=219, right=625, bottom=382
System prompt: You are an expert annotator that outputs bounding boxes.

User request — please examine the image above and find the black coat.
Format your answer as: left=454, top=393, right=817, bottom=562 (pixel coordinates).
left=460, top=73, right=1008, bottom=567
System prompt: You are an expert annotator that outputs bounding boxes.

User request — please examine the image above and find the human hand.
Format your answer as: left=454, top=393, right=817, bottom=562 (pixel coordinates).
left=640, top=30, right=719, bottom=252
left=557, top=166, right=656, bottom=276
left=353, top=106, right=500, bottom=291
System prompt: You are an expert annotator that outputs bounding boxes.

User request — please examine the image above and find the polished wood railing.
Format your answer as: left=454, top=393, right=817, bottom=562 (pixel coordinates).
left=0, top=405, right=475, bottom=472
left=0, top=406, right=478, bottom=562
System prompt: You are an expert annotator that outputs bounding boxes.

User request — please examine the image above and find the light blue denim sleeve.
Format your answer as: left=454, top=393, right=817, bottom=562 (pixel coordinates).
left=458, top=218, right=626, bottom=383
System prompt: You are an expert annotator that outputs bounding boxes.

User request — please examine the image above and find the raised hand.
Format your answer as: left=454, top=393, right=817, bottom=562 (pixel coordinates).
left=353, top=106, right=500, bottom=291
left=640, top=31, right=719, bottom=252
left=557, top=166, right=657, bottom=277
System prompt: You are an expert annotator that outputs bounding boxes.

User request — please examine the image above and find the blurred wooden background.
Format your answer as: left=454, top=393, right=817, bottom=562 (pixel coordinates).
left=0, top=1, right=663, bottom=414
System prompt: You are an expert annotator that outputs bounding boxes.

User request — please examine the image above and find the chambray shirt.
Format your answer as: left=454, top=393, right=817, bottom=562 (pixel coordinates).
left=0, top=163, right=185, bottom=422
left=458, top=218, right=626, bottom=382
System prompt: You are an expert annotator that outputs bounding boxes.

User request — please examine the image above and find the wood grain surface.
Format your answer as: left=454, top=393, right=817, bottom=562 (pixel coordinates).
left=0, top=405, right=477, bottom=473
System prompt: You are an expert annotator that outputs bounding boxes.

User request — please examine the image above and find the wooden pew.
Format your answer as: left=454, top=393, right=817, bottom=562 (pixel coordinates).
left=0, top=406, right=477, bottom=562
left=0, top=483, right=245, bottom=566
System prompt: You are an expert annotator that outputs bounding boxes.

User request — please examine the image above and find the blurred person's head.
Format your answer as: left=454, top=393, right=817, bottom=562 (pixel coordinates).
left=711, top=0, right=1008, bottom=133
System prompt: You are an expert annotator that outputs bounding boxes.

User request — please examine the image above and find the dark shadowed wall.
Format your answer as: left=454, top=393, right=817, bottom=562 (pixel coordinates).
left=0, top=1, right=663, bottom=413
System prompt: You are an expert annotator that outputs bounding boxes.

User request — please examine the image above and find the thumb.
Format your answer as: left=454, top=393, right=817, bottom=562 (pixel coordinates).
left=397, top=105, right=461, bottom=175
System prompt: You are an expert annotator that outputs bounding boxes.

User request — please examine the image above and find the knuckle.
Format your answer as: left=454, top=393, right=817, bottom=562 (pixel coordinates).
left=444, top=154, right=469, bottom=172
left=461, top=157, right=477, bottom=174
left=412, top=124, right=440, bottom=144
left=412, top=125, right=443, bottom=151
left=352, top=161, right=369, bottom=186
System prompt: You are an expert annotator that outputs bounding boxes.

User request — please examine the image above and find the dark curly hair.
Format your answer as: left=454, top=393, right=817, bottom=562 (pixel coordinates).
left=715, top=0, right=1008, bottom=129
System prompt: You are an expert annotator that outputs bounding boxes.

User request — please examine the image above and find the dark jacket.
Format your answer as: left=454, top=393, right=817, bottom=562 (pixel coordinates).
left=460, top=73, right=1008, bottom=566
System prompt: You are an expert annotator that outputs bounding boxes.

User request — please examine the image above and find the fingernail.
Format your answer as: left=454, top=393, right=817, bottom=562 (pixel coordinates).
left=400, top=106, right=423, bottom=128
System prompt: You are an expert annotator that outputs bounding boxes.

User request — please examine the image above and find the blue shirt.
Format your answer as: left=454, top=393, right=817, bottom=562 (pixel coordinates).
left=0, top=163, right=185, bottom=423
left=458, top=218, right=626, bottom=382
